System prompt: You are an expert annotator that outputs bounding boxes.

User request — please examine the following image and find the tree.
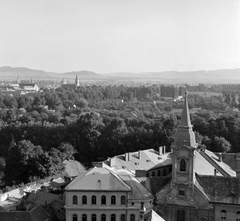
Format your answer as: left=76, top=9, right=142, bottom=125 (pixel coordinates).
left=209, top=136, right=231, bottom=153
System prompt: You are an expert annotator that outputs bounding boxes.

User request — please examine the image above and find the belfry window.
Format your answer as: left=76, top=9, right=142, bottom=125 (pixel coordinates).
left=180, top=159, right=186, bottom=172
left=221, top=210, right=226, bottom=220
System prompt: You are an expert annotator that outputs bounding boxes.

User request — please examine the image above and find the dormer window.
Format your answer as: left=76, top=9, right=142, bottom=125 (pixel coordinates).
left=180, top=159, right=186, bottom=172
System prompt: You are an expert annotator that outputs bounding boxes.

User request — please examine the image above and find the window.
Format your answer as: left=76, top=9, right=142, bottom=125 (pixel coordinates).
left=146, top=173, right=149, bottom=177
left=121, top=214, right=126, bottom=221
left=237, top=211, right=240, bottom=221
left=221, top=210, right=226, bottom=220
left=82, top=214, right=87, bottom=221
left=180, top=159, right=186, bottom=172
left=177, top=210, right=185, bottom=221
left=121, top=195, right=126, bottom=205
left=101, top=214, right=106, bottom=221
left=163, top=168, right=166, bottom=176
left=111, top=214, right=116, bottom=221
left=92, top=195, right=96, bottom=205
left=101, top=195, right=106, bottom=205
left=92, top=214, right=96, bottom=221
left=111, top=196, right=116, bottom=205
left=178, top=189, right=185, bottom=197
left=158, top=170, right=161, bottom=176
left=73, top=214, right=78, bottom=221
left=73, top=195, right=78, bottom=205
left=152, top=171, right=155, bottom=177
left=130, top=214, right=135, bottom=221
left=82, top=195, right=87, bottom=204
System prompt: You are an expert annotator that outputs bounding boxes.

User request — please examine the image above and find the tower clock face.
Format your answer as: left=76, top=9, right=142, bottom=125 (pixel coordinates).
left=188, top=196, right=196, bottom=204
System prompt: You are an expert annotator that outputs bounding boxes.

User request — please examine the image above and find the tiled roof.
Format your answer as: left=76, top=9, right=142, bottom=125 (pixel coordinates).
left=144, top=209, right=165, bottom=221
left=104, top=149, right=165, bottom=173
left=27, top=191, right=63, bottom=206
left=65, top=167, right=131, bottom=192
left=143, top=177, right=171, bottom=195
left=196, top=174, right=240, bottom=204
left=117, top=173, right=153, bottom=200
left=0, top=205, right=49, bottom=221
left=63, top=159, right=86, bottom=178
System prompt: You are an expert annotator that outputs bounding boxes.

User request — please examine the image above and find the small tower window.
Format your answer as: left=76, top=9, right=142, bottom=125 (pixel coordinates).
left=178, top=189, right=185, bottom=197
left=236, top=211, right=240, bottom=221
left=221, top=210, right=226, bottom=220
left=101, top=214, right=106, bottom=221
left=121, top=214, right=126, bottom=221
left=130, top=214, right=135, bottom=221
left=92, top=195, right=96, bottom=205
left=180, top=159, right=186, bottom=172
left=73, top=214, right=78, bottom=221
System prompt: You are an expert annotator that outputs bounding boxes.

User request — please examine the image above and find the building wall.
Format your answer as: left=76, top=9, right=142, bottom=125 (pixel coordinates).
left=214, top=204, right=240, bottom=221
left=65, top=191, right=152, bottom=221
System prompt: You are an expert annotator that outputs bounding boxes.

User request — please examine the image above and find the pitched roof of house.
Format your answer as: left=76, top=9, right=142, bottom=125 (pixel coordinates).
left=65, top=167, right=131, bottom=192
left=142, top=177, right=171, bottom=195
left=196, top=174, right=240, bottom=204
left=103, top=149, right=166, bottom=173
left=144, top=209, right=165, bottom=221
left=63, top=159, right=86, bottom=178
left=0, top=205, right=49, bottom=221
left=27, top=191, right=63, bottom=206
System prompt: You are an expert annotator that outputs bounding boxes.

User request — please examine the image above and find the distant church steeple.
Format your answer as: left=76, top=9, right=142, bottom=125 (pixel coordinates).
left=171, top=91, right=197, bottom=185
left=173, top=91, right=197, bottom=148
left=75, top=74, right=79, bottom=88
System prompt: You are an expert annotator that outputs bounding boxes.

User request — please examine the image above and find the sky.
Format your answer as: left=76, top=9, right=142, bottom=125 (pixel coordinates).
left=0, top=0, right=239, bottom=73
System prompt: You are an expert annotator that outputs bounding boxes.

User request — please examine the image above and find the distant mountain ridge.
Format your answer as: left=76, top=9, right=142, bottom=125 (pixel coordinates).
left=0, top=66, right=240, bottom=84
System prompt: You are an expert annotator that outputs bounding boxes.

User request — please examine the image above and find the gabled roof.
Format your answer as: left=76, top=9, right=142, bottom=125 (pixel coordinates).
left=63, top=159, right=86, bottom=178
left=144, top=209, right=165, bottom=221
left=117, top=173, right=153, bottom=200
left=196, top=174, right=240, bottom=204
left=103, top=149, right=165, bottom=173
left=142, top=177, right=171, bottom=195
left=65, top=167, right=131, bottom=192
left=0, top=205, right=49, bottom=221
left=27, top=191, right=63, bottom=206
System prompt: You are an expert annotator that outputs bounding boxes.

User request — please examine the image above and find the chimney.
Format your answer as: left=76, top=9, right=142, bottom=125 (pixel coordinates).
left=214, top=169, right=218, bottom=176
left=159, top=146, right=166, bottom=155
left=138, top=150, right=141, bottom=159
left=219, top=153, right=222, bottom=162
left=235, top=154, right=240, bottom=178
left=125, top=153, right=132, bottom=161
left=109, top=157, right=115, bottom=167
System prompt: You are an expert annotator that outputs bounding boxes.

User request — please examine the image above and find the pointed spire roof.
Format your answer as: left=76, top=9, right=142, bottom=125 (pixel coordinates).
left=179, top=91, right=192, bottom=128
left=173, top=91, right=197, bottom=148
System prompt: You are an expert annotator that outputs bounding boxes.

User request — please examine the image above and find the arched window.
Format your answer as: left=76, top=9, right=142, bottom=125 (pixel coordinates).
left=177, top=210, right=185, bottom=221
left=130, top=214, right=135, bottom=221
left=82, top=214, right=87, bottom=221
left=121, top=195, right=126, bottom=205
left=92, top=195, right=96, bottom=205
left=73, top=195, right=78, bottom=205
left=236, top=211, right=240, bottom=221
left=82, top=195, right=87, bottom=204
left=180, top=159, right=186, bottom=172
left=121, top=214, right=126, bottom=221
left=101, top=195, right=106, bottom=205
left=101, top=214, right=106, bottom=221
left=221, top=210, right=226, bottom=220
left=111, top=214, right=116, bottom=221
left=111, top=195, right=116, bottom=205
left=73, top=214, right=78, bottom=221
left=92, top=214, right=96, bottom=221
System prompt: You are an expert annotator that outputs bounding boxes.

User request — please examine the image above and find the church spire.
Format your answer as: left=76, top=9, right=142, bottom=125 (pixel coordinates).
left=173, top=91, right=197, bottom=148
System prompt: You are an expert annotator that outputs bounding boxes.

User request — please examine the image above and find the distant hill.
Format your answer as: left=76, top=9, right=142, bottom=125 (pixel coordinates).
left=106, top=69, right=240, bottom=84
left=0, top=66, right=103, bottom=81
left=0, top=66, right=240, bottom=84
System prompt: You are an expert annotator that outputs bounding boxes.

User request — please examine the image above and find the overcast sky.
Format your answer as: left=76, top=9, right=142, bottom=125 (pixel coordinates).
left=0, top=0, right=239, bottom=73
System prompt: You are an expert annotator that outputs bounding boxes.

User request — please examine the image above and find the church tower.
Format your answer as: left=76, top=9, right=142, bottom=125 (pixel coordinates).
left=75, top=74, right=80, bottom=89
left=168, top=91, right=198, bottom=203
